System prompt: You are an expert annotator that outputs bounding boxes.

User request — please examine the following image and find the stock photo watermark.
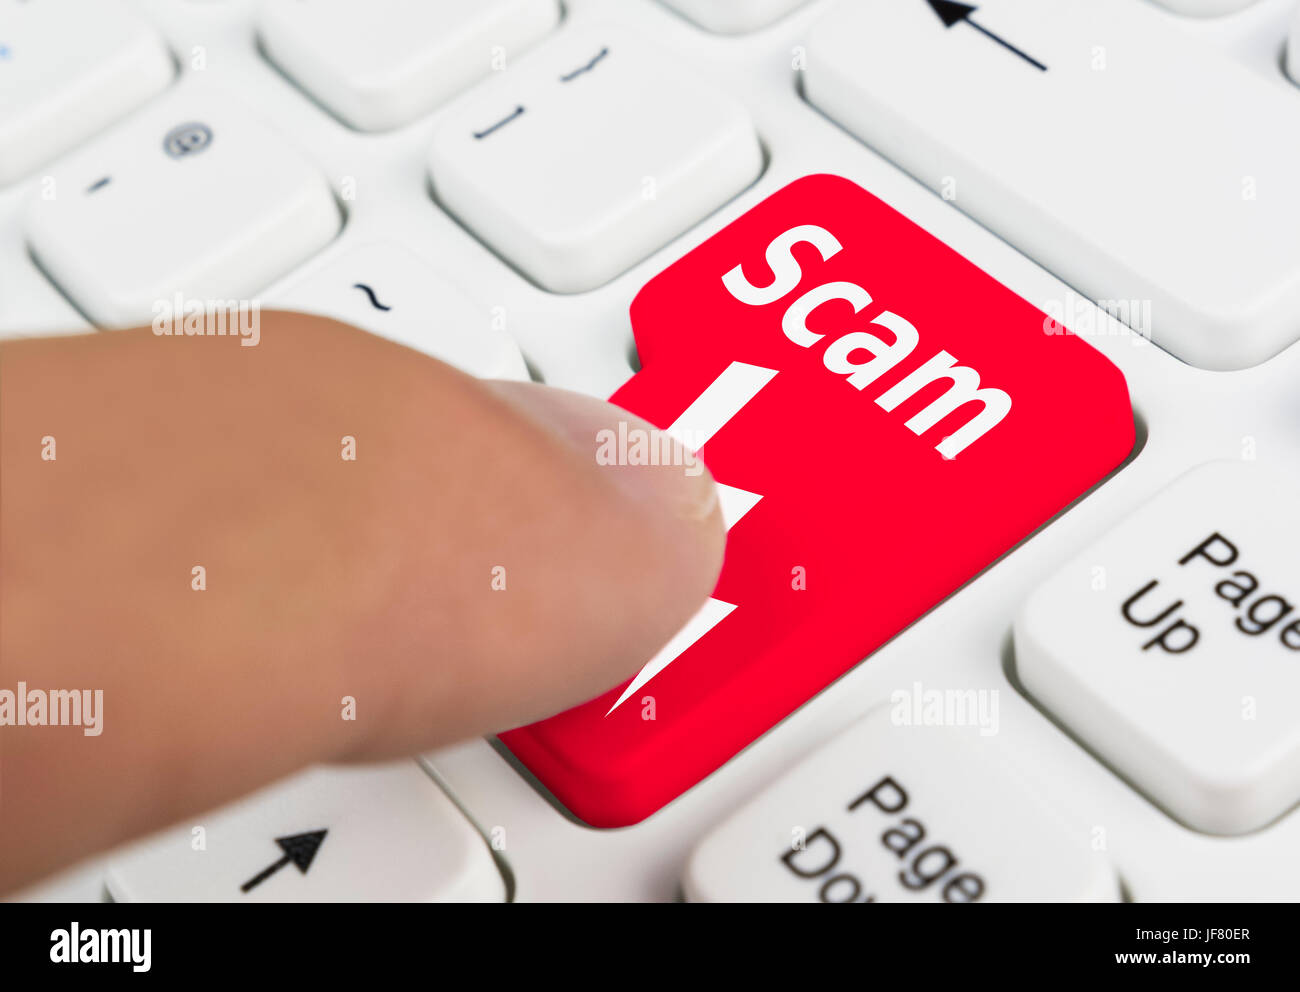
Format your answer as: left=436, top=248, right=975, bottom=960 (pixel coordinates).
left=0, top=682, right=103, bottom=736
left=595, top=421, right=707, bottom=477
left=890, top=681, right=1000, bottom=737
left=49, top=924, right=150, bottom=973
left=151, top=293, right=261, bottom=346
left=1042, top=290, right=1152, bottom=345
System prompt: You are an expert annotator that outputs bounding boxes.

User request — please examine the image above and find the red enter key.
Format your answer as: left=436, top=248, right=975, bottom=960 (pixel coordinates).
left=500, top=174, right=1134, bottom=827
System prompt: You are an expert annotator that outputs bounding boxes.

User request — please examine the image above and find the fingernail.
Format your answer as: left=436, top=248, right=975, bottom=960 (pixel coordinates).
left=485, top=380, right=720, bottom=522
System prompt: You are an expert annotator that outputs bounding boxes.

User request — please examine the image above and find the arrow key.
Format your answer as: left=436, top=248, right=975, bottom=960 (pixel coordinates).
left=805, top=0, right=1300, bottom=370
left=106, top=763, right=505, bottom=902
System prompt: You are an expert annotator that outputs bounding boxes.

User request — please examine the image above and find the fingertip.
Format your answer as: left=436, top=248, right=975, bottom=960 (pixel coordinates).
left=342, top=377, right=729, bottom=749
left=483, top=380, right=722, bottom=527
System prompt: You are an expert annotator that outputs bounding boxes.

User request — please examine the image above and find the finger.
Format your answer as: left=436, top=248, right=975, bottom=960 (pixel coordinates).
left=0, top=313, right=724, bottom=892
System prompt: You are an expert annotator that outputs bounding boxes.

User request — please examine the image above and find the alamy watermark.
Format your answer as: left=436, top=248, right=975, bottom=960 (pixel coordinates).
left=0, top=682, right=103, bottom=736
left=596, top=422, right=706, bottom=477
left=151, top=293, right=260, bottom=346
left=1042, top=289, right=1152, bottom=344
left=50, top=923, right=150, bottom=972
left=890, top=681, right=999, bottom=737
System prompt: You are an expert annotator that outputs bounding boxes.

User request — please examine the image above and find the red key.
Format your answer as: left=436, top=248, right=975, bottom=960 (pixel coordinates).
left=500, top=174, right=1134, bottom=827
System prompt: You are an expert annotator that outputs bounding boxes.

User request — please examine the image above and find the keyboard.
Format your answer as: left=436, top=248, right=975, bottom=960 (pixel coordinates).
left=6, top=0, right=1300, bottom=903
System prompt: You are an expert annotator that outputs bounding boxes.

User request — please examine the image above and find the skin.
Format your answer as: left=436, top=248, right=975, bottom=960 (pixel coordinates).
left=0, top=313, right=725, bottom=893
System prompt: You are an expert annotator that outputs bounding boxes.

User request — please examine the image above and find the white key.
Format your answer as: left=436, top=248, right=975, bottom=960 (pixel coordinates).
left=1285, top=12, right=1300, bottom=88
left=684, top=708, right=1117, bottom=902
left=657, top=0, right=815, bottom=33
left=258, top=0, right=560, bottom=132
left=25, top=81, right=340, bottom=328
left=805, top=0, right=1300, bottom=371
left=1016, top=462, right=1300, bottom=836
left=426, top=26, right=763, bottom=294
left=1150, top=0, right=1261, bottom=15
left=0, top=0, right=174, bottom=186
left=268, top=242, right=529, bottom=379
left=106, top=763, right=506, bottom=902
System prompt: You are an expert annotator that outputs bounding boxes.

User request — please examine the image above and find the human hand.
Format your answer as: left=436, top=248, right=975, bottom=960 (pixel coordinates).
left=0, top=313, right=724, bottom=893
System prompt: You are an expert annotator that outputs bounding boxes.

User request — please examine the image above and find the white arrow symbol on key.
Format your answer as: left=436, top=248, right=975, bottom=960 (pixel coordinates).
left=605, top=360, right=778, bottom=715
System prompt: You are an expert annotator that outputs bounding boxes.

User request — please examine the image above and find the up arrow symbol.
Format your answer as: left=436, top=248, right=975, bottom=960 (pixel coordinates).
left=240, top=829, right=328, bottom=893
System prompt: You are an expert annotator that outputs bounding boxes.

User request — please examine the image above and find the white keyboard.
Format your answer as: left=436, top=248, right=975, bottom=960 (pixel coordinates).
left=8, top=0, right=1300, bottom=903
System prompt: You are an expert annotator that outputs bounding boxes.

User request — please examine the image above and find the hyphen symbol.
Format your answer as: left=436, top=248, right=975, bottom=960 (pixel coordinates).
left=559, top=47, right=609, bottom=83
left=473, top=106, right=525, bottom=140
